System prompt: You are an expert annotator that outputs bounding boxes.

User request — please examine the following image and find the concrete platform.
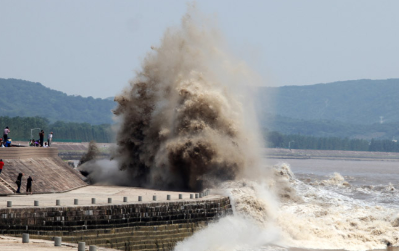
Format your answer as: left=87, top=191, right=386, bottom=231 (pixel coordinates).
left=0, top=235, right=119, bottom=251
left=0, top=185, right=220, bottom=208
left=0, top=185, right=230, bottom=251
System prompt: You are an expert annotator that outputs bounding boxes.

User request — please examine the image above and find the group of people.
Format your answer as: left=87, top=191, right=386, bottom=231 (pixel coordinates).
left=0, top=159, right=34, bottom=194
left=30, top=130, right=53, bottom=147
left=15, top=172, right=33, bottom=194
left=1, top=126, right=54, bottom=147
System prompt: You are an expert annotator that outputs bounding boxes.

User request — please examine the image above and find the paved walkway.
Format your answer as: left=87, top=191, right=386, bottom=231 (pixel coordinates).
left=0, top=185, right=218, bottom=209
left=0, top=235, right=119, bottom=251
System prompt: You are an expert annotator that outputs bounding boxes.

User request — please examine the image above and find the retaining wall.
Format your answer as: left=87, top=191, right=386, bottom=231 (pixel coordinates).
left=0, top=147, right=59, bottom=159
left=0, top=148, right=86, bottom=195
left=0, top=197, right=233, bottom=250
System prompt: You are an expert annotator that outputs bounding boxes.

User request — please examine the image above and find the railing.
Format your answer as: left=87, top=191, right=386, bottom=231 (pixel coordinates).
left=9, top=139, right=83, bottom=143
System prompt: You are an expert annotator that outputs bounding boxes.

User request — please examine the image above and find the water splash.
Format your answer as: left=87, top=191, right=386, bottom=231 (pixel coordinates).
left=78, top=140, right=99, bottom=166
left=112, top=4, right=263, bottom=191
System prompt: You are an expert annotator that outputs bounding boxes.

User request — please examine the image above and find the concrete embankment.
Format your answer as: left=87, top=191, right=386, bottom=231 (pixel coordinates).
left=0, top=147, right=86, bottom=195
left=0, top=192, right=232, bottom=251
left=0, top=146, right=234, bottom=251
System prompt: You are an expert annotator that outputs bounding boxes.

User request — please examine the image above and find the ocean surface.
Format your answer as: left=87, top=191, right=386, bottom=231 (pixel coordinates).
left=174, top=157, right=399, bottom=251
left=272, top=158, right=399, bottom=206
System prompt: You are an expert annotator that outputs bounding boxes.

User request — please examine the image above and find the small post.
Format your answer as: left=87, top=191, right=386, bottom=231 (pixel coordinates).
left=138, top=196, right=142, bottom=201
left=22, top=233, right=29, bottom=243
left=123, top=197, right=128, bottom=202
left=91, top=198, right=96, bottom=204
left=74, top=199, right=78, bottom=205
left=54, top=236, right=62, bottom=246
left=89, top=246, right=97, bottom=251
left=56, top=200, right=60, bottom=206
left=190, top=194, right=193, bottom=199
left=153, top=195, right=157, bottom=201
left=108, top=198, right=112, bottom=203
left=78, top=242, right=85, bottom=251
left=34, top=200, right=39, bottom=206
left=387, top=242, right=393, bottom=251
left=179, top=194, right=182, bottom=199
left=7, top=201, right=12, bottom=207
left=167, top=195, right=171, bottom=200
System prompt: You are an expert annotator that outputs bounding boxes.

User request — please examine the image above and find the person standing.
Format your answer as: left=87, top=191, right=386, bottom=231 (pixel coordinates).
left=15, top=173, right=23, bottom=193
left=0, top=159, right=4, bottom=175
left=3, top=127, right=10, bottom=147
left=26, top=176, right=33, bottom=195
left=47, top=132, right=53, bottom=147
left=39, top=130, right=44, bottom=147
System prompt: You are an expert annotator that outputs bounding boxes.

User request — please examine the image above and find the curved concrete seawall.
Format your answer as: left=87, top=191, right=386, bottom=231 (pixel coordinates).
left=0, top=147, right=86, bottom=195
left=0, top=148, right=234, bottom=250
left=0, top=197, right=233, bottom=251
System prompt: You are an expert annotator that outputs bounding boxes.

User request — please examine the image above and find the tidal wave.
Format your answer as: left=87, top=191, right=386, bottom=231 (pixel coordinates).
left=175, top=163, right=399, bottom=251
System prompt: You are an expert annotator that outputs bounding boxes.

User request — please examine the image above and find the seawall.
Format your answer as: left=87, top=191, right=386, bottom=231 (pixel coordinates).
left=0, top=147, right=86, bottom=195
left=0, top=197, right=233, bottom=250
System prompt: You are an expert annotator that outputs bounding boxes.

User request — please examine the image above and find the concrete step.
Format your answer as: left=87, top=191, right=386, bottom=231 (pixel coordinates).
left=0, top=176, right=16, bottom=193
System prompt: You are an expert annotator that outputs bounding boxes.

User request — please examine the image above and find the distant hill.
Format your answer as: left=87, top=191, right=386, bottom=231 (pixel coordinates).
left=264, top=115, right=399, bottom=140
left=257, top=79, right=399, bottom=125
left=3, top=77, right=399, bottom=140
left=0, top=78, right=115, bottom=124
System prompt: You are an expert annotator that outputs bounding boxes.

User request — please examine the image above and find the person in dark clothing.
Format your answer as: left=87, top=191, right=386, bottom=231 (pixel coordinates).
left=26, top=176, right=33, bottom=195
left=16, top=173, right=23, bottom=193
left=39, top=130, right=44, bottom=147
left=0, top=159, right=4, bottom=175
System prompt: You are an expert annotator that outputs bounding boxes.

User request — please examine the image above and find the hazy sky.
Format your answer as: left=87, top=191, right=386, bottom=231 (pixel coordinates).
left=1, top=0, right=398, bottom=98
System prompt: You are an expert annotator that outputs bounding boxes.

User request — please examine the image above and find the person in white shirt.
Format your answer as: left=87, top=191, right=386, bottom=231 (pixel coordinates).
left=47, top=132, right=53, bottom=147
left=3, top=127, right=10, bottom=147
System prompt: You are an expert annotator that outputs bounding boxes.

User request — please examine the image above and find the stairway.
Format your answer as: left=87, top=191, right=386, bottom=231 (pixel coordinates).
left=0, top=176, right=16, bottom=193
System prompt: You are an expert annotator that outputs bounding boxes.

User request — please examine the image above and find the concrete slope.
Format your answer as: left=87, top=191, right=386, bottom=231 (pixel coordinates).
left=0, top=148, right=86, bottom=195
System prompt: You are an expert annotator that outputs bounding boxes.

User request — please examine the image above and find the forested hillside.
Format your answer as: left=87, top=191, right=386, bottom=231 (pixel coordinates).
left=264, top=115, right=399, bottom=140
left=0, top=78, right=115, bottom=124
left=266, top=131, right=399, bottom=153
left=0, top=116, right=113, bottom=143
left=257, top=78, right=399, bottom=125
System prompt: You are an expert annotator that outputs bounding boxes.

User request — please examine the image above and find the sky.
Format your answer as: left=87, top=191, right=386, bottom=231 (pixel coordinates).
left=1, top=0, right=398, bottom=99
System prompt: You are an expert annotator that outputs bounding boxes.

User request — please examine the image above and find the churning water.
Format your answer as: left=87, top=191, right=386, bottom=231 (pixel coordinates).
left=174, top=157, right=399, bottom=251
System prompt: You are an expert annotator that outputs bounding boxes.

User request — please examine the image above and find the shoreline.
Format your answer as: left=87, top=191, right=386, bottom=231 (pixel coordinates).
left=11, top=141, right=399, bottom=162
left=264, top=148, right=399, bottom=162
